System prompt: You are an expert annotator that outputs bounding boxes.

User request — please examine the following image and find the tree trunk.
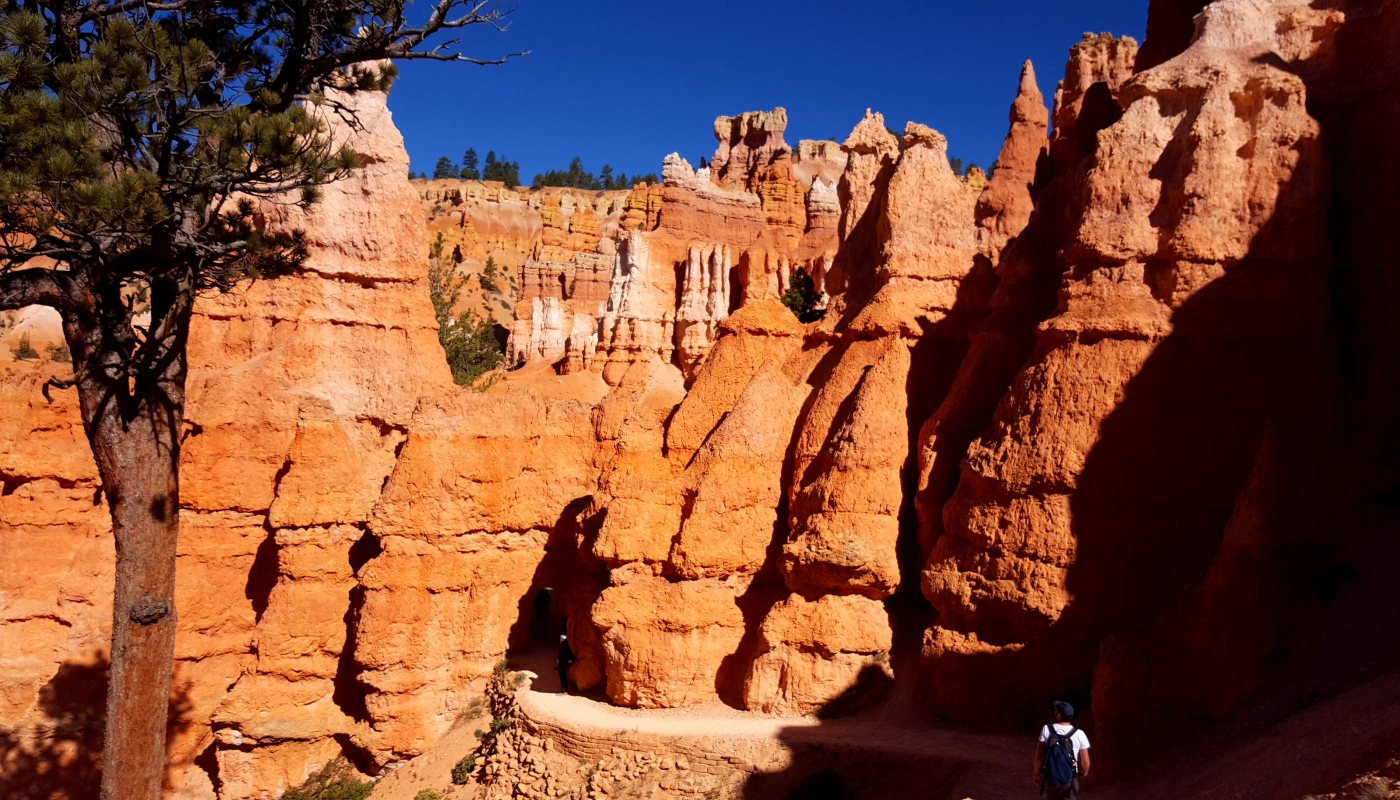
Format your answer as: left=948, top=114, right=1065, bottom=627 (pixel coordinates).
left=65, top=269, right=193, bottom=800
left=88, top=406, right=183, bottom=800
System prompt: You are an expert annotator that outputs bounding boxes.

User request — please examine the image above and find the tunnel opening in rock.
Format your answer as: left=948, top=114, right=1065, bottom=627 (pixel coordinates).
left=503, top=496, right=608, bottom=696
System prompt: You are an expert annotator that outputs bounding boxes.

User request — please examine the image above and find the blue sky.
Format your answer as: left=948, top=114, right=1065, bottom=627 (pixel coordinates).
left=390, top=1, right=1147, bottom=181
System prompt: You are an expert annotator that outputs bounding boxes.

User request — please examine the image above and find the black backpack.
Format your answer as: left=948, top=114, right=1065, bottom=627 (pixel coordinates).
left=1041, top=726, right=1078, bottom=791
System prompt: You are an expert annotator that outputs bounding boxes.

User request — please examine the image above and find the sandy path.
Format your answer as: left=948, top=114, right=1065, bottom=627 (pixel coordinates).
left=513, top=666, right=1031, bottom=799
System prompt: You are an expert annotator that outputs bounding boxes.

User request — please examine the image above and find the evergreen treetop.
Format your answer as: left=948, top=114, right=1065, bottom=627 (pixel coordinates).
left=434, top=155, right=460, bottom=179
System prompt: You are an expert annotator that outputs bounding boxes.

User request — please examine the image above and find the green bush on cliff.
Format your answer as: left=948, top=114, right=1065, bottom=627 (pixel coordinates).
left=451, top=753, right=477, bottom=784
left=781, top=268, right=825, bottom=324
left=427, top=233, right=506, bottom=387
left=280, top=758, right=374, bottom=800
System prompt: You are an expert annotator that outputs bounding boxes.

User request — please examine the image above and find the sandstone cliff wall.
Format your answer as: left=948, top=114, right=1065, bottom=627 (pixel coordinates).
left=504, top=109, right=848, bottom=385
left=6, top=2, right=1400, bottom=796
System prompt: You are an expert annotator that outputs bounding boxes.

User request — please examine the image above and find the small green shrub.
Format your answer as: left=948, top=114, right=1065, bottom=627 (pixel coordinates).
left=44, top=342, right=70, bottom=363
left=414, top=791, right=442, bottom=800
left=489, top=716, right=514, bottom=733
left=279, top=758, right=374, bottom=800
left=459, top=696, right=488, bottom=721
left=493, top=659, right=512, bottom=676
left=451, top=753, right=477, bottom=784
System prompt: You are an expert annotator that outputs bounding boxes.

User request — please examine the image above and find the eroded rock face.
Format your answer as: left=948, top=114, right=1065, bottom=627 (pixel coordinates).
left=583, top=303, right=807, bottom=708
left=0, top=86, right=454, bottom=799
left=921, top=3, right=1341, bottom=729
left=505, top=109, right=843, bottom=385
left=743, top=594, right=892, bottom=716
left=8, top=3, right=1400, bottom=793
left=975, top=61, right=1049, bottom=268
left=711, top=108, right=791, bottom=190
left=190, top=87, right=456, bottom=794
left=355, top=390, right=601, bottom=763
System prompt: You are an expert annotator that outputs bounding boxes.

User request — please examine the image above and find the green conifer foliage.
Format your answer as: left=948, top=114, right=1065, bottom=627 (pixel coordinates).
left=427, top=234, right=504, bottom=387
left=781, top=267, right=826, bottom=323
left=461, top=147, right=481, bottom=179
left=434, top=155, right=460, bottom=179
left=0, top=4, right=519, bottom=796
left=479, top=255, right=502, bottom=294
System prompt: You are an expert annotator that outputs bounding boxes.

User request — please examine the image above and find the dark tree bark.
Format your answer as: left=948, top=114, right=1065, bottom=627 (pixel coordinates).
left=57, top=263, right=195, bottom=800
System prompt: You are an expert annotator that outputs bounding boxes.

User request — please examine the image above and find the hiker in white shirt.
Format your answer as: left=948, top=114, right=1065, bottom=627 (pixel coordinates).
left=1034, top=701, right=1091, bottom=798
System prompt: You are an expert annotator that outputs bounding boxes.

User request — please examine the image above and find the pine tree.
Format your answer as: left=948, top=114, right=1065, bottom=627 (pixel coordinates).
left=427, top=234, right=503, bottom=387
left=433, top=155, right=459, bottom=179
left=0, top=4, right=518, bottom=797
left=781, top=268, right=826, bottom=323
left=461, top=148, right=481, bottom=179
left=483, top=150, right=500, bottom=181
left=949, top=156, right=966, bottom=177
left=10, top=331, right=38, bottom=360
left=479, top=255, right=501, bottom=294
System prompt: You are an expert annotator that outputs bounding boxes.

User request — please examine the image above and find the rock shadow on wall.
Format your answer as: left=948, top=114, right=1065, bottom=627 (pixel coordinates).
left=1064, top=148, right=1338, bottom=763
left=0, top=654, right=198, bottom=800
left=333, top=528, right=383, bottom=727
left=713, top=495, right=794, bottom=710
left=713, top=339, right=848, bottom=709
left=504, top=495, right=607, bottom=694
left=931, top=141, right=1339, bottom=759
left=891, top=267, right=996, bottom=688
left=245, top=522, right=279, bottom=624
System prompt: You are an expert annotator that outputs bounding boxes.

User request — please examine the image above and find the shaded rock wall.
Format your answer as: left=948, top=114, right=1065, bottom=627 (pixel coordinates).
left=917, top=4, right=1397, bottom=766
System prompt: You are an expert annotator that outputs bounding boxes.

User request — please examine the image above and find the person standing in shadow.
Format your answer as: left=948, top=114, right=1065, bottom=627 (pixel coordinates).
left=557, top=629, right=575, bottom=695
left=1035, top=700, right=1091, bottom=798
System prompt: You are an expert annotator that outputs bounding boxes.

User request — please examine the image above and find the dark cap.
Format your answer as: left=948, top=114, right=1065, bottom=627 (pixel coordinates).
left=1052, top=701, right=1075, bottom=718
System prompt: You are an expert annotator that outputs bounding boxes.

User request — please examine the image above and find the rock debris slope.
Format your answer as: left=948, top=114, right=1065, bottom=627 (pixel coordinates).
left=5, top=1, right=1400, bottom=796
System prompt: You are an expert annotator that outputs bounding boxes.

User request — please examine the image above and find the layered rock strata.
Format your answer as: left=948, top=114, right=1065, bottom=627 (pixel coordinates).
left=7, top=3, right=1400, bottom=796
left=507, top=109, right=847, bottom=383
left=0, top=88, right=455, bottom=799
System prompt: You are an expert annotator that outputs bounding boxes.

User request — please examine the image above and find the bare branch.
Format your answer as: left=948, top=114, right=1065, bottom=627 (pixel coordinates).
left=43, top=371, right=81, bottom=404
left=81, top=0, right=186, bottom=22
left=0, top=268, right=78, bottom=312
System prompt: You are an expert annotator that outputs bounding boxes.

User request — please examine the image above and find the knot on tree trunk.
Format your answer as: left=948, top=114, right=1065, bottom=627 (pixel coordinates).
left=129, top=597, right=170, bottom=626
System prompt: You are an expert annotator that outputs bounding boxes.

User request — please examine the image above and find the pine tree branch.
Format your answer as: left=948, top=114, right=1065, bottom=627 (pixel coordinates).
left=0, top=268, right=78, bottom=312
left=81, top=0, right=186, bottom=22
